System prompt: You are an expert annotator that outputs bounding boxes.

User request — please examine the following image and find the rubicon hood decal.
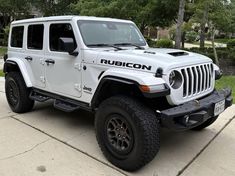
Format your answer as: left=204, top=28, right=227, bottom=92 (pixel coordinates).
left=100, top=59, right=152, bottom=71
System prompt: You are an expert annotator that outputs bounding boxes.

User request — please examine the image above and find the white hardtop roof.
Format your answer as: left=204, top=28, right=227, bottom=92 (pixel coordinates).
left=11, top=16, right=134, bottom=25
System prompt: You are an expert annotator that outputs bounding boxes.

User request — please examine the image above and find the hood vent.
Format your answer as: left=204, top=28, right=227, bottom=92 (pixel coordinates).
left=168, top=52, right=189, bottom=57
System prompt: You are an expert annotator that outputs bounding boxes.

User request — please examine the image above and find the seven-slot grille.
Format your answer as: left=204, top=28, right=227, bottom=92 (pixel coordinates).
left=181, top=63, right=214, bottom=98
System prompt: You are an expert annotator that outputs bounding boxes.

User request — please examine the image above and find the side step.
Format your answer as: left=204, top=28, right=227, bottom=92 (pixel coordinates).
left=54, top=99, right=80, bottom=112
left=30, top=91, right=50, bottom=102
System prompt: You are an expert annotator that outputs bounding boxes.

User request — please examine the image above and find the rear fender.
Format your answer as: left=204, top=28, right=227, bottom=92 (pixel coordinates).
left=4, top=58, right=33, bottom=87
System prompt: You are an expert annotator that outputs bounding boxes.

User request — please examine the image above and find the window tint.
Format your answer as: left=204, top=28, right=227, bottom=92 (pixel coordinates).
left=50, top=23, right=77, bottom=52
left=27, top=24, right=44, bottom=50
left=11, top=26, right=24, bottom=48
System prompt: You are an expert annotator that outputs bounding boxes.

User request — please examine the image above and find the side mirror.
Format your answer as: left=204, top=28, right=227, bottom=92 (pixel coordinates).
left=59, top=37, right=78, bottom=56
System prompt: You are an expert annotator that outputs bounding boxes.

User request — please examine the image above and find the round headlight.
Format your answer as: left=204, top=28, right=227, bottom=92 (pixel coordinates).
left=169, top=70, right=183, bottom=89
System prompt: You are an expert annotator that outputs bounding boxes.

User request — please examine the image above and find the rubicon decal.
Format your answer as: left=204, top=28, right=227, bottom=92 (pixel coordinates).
left=100, top=59, right=152, bottom=71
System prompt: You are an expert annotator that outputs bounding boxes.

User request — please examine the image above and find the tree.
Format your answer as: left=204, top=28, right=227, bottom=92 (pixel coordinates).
left=192, top=0, right=234, bottom=48
left=32, top=0, right=77, bottom=16
left=175, top=0, right=186, bottom=48
left=0, top=0, right=31, bottom=26
left=70, top=0, right=179, bottom=33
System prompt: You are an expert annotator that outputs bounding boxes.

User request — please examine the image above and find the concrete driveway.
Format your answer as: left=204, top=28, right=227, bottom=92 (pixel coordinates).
left=0, top=77, right=234, bottom=176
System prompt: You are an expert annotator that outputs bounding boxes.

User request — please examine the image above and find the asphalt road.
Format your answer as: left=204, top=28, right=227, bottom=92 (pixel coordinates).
left=0, top=78, right=234, bottom=176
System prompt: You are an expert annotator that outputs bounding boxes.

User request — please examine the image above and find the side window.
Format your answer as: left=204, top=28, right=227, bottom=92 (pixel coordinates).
left=49, top=23, right=77, bottom=52
left=27, top=24, right=44, bottom=50
left=11, top=26, right=24, bottom=48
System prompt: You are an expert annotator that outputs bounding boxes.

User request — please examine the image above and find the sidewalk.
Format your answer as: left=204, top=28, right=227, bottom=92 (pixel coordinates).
left=0, top=78, right=234, bottom=176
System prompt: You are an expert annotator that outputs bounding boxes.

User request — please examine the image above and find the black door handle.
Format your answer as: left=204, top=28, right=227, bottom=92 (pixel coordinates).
left=25, top=56, right=33, bottom=61
left=45, top=59, right=55, bottom=65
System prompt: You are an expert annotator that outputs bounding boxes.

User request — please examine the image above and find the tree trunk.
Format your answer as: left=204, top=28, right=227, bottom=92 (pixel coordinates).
left=139, top=21, right=146, bottom=34
left=182, top=31, right=186, bottom=49
left=175, top=0, right=186, bottom=49
left=200, top=2, right=209, bottom=48
left=211, top=28, right=219, bottom=66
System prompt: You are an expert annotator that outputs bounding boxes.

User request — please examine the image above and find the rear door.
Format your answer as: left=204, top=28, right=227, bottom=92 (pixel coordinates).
left=44, top=21, right=82, bottom=98
left=24, top=24, right=46, bottom=88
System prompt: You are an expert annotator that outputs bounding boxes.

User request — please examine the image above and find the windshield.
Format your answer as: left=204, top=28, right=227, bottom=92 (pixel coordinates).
left=77, top=20, right=146, bottom=47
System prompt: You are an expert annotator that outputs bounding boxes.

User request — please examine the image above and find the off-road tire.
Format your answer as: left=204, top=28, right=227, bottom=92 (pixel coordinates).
left=191, top=116, right=218, bottom=131
left=5, top=72, right=34, bottom=113
left=95, top=95, right=160, bottom=171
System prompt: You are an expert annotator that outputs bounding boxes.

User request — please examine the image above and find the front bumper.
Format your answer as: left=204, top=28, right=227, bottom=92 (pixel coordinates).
left=160, top=88, right=233, bottom=131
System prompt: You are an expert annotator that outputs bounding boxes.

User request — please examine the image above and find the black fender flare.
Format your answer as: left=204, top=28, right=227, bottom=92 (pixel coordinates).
left=91, top=76, right=139, bottom=108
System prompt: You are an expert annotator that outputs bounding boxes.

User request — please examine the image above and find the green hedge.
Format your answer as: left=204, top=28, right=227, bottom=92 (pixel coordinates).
left=227, top=39, right=235, bottom=49
left=186, top=47, right=235, bottom=62
left=146, top=38, right=174, bottom=48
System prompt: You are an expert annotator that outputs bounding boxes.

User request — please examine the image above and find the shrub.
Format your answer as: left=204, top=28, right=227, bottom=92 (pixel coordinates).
left=145, top=37, right=157, bottom=47
left=0, top=26, right=10, bottom=46
left=185, top=31, right=198, bottom=42
left=227, top=39, right=235, bottom=49
left=156, top=39, right=173, bottom=48
left=186, top=47, right=235, bottom=62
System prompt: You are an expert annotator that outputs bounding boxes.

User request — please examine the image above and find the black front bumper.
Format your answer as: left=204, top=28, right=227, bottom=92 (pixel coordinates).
left=160, top=88, right=233, bottom=131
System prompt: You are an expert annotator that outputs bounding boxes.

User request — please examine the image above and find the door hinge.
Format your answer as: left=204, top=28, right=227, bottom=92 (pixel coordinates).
left=74, top=84, right=82, bottom=92
left=40, top=59, right=45, bottom=65
left=74, top=63, right=81, bottom=71
left=40, top=76, right=45, bottom=83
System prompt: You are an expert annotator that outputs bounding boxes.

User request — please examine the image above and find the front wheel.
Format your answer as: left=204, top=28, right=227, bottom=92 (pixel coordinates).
left=5, top=72, right=34, bottom=113
left=95, top=96, right=160, bottom=171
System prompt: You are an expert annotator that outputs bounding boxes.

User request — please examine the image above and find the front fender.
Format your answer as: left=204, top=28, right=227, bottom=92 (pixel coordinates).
left=100, top=68, right=166, bottom=86
left=4, top=58, right=33, bottom=87
left=90, top=68, right=169, bottom=108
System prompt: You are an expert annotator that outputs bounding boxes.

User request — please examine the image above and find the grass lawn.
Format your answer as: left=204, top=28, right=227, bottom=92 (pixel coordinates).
left=0, top=70, right=4, bottom=77
left=0, top=47, right=7, bottom=57
left=216, top=76, right=235, bottom=100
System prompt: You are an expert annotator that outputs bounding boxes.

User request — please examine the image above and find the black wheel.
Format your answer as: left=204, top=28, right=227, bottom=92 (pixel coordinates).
left=5, top=72, right=34, bottom=113
left=191, top=116, right=218, bottom=131
left=95, top=96, right=160, bottom=171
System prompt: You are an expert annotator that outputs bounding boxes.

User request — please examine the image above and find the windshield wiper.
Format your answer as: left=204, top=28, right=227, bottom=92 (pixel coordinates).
left=87, top=44, right=123, bottom=50
left=114, top=43, right=145, bottom=50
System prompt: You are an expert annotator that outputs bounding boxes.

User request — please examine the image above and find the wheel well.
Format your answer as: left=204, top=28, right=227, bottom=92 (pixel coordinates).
left=91, top=78, right=171, bottom=111
left=91, top=80, right=144, bottom=109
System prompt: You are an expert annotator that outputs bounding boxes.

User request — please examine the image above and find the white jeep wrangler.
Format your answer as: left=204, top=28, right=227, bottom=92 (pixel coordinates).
left=3, top=16, right=233, bottom=171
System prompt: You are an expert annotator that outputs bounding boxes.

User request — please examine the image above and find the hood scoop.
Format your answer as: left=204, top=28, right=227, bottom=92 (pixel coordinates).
left=168, top=51, right=189, bottom=57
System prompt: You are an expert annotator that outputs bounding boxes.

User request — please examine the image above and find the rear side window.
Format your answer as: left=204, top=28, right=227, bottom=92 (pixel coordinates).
left=49, top=23, right=77, bottom=52
left=27, top=24, right=44, bottom=50
left=11, top=26, right=24, bottom=48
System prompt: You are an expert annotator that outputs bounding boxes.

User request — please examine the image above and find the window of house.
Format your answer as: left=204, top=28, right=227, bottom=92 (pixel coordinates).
left=27, top=24, right=44, bottom=50
left=49, top=23, right=77, bottom=52
left=11, top=26, right=24, bottom=48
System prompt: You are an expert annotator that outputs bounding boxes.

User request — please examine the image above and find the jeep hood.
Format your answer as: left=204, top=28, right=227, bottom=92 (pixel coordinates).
left=92, top=47, right=213, bottom=73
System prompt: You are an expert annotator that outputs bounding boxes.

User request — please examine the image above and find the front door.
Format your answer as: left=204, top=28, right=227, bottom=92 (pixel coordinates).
left=44, top=22, right=82, bottom=98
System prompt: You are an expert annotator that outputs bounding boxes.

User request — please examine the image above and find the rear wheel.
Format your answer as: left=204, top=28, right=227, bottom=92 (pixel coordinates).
left=5, top=72, right=34, bottom=113
left=95, top=95, right=160, bottom=171
left=191, top=116, right=218, bottom=131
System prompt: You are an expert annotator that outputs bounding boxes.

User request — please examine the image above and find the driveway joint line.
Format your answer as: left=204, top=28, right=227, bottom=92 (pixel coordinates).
left=0, top=139, right=50, bottom=161
left=10, top=115, right=128, bottom=176
left=0, top=116, right=12, bottom=121
left=177, top=115, right=235, bottom=176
